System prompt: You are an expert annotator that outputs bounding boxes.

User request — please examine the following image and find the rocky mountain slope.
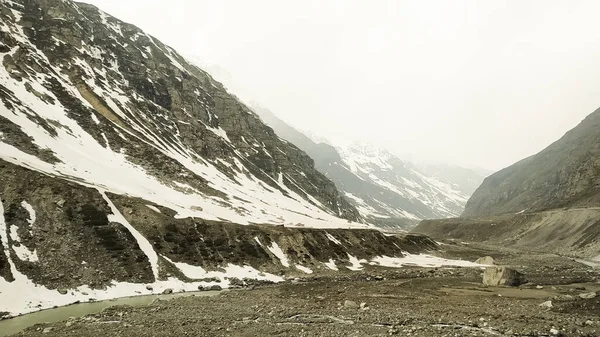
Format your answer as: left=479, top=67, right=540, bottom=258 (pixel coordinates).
left=252, top=104, right=482, bottom=228
left=0, top=0, right=449, bottom=317
left=414, top=108, right=600, bottom=259
left=0, top=0, right=362, bottom=227
left=463, top=108, right=600, bottom=217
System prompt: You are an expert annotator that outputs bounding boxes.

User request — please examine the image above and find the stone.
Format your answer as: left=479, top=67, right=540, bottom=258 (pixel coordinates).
left=475, top=256, right=495, bottom=265
left=42, top=327, right=53, bottom=334
left=554, top=295, right=575, bottom=301
left=146, top=285, right=153, bottom=291
left=57, top=288, right=68, bottom=295
left=162, top=288, right=173, bottom=295
left=483, top=267, right=527, bottom=286
left=539, top=301, right=553, bottom=308
left=579, top=292, right=597, bottom=299
left=209, top=285, right=223, bottom=291
left=344, top=300, right=359, bottom=309
left=198, top=277, right=221, bottom=283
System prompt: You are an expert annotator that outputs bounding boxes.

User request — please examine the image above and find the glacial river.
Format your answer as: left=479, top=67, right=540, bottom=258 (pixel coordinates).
left=0, top=291, right=220, bottom=336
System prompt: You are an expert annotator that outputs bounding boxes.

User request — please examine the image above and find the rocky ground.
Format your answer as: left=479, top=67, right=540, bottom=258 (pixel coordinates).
left=11, top=242, right=600, bottom=337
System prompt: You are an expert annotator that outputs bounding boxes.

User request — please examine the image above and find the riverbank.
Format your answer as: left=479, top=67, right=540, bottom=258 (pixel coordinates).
left=10, top=243, right=600, bottom=337
left=0, top=291, right=220, bottom=336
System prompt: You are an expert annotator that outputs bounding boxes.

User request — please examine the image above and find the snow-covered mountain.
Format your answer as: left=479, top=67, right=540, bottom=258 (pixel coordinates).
left=0, top=0, right=448, bottom=318
left=337, top=142, right=470, bottom=219
left=0, top=0, right=361, bottom=228
left=252, top=104, right=486, bottom=228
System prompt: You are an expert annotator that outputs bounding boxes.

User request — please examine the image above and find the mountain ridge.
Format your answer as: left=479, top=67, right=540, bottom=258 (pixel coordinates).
left=0, top=0, right=363, bottom=227
left=414, top=107, right=600, bottom=259
left=463, top=108, right=600, bottom=217
left=251, top=103, right=487, bottom=228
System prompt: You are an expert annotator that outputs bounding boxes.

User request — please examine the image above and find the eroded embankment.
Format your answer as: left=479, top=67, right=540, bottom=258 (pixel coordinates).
left=413, top=208, right=600, bottom=259
left=0, top=160, right=441, bottom=317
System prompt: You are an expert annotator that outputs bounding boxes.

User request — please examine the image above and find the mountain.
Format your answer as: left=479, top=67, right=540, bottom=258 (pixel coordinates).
left=0, top=0, right=361, bottom=227
left=463, top=109, right=600, bottom=217
left=251, top=104, right=481, bottom=228
left=0, top=0, right=450, bottom=317
left=414, top=108, right=600, bottom=259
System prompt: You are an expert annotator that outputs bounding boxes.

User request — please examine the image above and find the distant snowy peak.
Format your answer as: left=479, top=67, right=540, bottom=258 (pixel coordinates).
left=251, top=102, right=482, bottom=229
left=334, top=142, right=470, bottom=221
left=337, top=142, right=405, bottom=173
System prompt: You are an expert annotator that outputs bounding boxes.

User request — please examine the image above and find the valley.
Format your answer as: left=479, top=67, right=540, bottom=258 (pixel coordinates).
left=1, top=0, right=600, bottom=335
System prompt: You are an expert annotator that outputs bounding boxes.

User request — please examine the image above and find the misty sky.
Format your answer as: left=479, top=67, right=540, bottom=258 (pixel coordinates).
left=84, top=0, right=600, bottom=170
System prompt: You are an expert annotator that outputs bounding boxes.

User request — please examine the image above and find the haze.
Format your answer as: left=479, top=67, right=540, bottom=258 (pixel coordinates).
left=83, top=0, right=600, bottom=170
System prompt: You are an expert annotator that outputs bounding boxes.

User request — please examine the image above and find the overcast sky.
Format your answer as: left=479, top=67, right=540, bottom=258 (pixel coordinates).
left=84, top=0, right=600, bottom=171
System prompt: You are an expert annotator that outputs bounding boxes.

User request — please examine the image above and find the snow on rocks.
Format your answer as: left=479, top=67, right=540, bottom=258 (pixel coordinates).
left=324, top=259, right=339, bottom=271
left=347, top=254, right=366, bottom=271
left=370, top=254, right=485, bottom=269
left=267, top=242, right=290, bottom=267
left=295, top=264, right=313, bottom=274
left=101, top=191, right=159, bottom=279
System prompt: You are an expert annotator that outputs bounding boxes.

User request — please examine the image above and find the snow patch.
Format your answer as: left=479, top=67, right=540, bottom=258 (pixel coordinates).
left=267, top=242, right=290, bottom=267
left=145, top=205, right=161, bottom=213
left=324, top=259, right=338, bottom=271
left=101, top=192, right=159, bottom=279
left=21, top=201, right=36, bottom=225
left=346, top=254, right=366, bottom=271
left=369, top=254, right=484, bottom=268
left=163, top=256, right=284, bottom=287
left=295, top=264, right=313, bottom=274
left=325, top=232, right=342, bottom=245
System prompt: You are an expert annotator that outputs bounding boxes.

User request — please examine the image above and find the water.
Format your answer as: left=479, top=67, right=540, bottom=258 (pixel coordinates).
left=0, top=291, right=220, bottom=337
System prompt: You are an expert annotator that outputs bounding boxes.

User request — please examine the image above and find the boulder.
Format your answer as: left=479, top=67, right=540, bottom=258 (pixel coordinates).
left=482, top=267, right=526, bottom=286
left=579, top=292, right=597, bottom=299
left=344, top=300, right=359, bottom=309
left=162, top=288, right=173, bottom=295
left=475, top=256, right=495, bottom=265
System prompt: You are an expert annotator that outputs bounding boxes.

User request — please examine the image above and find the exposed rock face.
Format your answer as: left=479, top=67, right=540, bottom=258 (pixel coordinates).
left=413, top=210, right=600, bottom=258
left=0, top=159, right=439, bottom=317
left=464, top=108, right=600, bottom=217
left=252, top=104, right=484, bottom=229
left=483, top=267, right=526, bottom=287
left=0, top=0, right=360, bottom=228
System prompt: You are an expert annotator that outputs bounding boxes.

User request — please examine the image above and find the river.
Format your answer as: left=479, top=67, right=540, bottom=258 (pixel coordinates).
left=0, top=291, right=220, bottom=337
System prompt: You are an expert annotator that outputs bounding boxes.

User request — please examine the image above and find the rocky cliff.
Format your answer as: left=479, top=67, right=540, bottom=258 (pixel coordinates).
left=1, top=158, right=438, bottom=317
